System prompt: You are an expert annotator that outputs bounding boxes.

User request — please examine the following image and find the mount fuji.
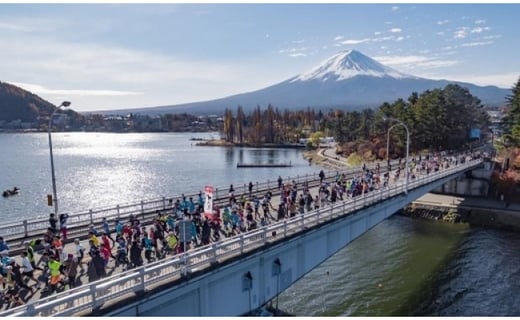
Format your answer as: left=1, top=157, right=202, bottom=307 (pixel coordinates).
left=100, top=50, right=510, bottom=115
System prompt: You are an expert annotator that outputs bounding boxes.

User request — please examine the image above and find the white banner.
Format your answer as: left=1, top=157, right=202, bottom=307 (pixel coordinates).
left=204, top=185, right=213, bottom=215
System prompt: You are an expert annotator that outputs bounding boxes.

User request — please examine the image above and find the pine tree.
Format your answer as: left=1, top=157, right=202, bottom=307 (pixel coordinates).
left=503, top=77, right=520, bottom=146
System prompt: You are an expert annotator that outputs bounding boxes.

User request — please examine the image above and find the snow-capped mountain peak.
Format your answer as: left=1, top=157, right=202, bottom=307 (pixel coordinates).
left=292, top=49, right=412, bottom=82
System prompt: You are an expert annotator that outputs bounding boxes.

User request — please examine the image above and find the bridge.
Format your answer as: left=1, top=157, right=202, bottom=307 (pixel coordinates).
left=0, top=156, right=484, bottom=316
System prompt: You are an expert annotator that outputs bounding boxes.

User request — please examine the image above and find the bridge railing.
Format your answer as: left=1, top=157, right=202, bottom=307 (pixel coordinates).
left=0, top=158, right=482, bottom=317
left=0, top=159, right=397, bottom=243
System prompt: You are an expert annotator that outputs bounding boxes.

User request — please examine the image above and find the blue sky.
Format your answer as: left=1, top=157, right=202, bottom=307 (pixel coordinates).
left=1, top=3, right=519, bottom=112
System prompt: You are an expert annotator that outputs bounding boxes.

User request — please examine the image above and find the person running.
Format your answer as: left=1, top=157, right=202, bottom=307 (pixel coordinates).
left=48, top=213, right=58, bottom=235
left=142, top=234, right=154, bottom=263
left=47, top=256, right=64, bottom=293
left=115, top=236, right=129, bottom=269
left=74, top=238, right=85, bottom=273
left=59, top=213, right=69, bottom=240
left=0, top=236, right=9, bottom=255
left=63, top=254, right=78, bottom=289
left=20, top=251, right=41, bottom=289
left=24, top=240, right=43, bottom=271
left=248, top=181, right=254, bottom=197
left=129, top=240, right=143, bottom=269
left=102, top=217, right=116, bottom=246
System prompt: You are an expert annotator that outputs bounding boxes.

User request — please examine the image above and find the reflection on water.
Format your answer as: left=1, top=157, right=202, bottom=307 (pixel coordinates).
left=0, top=132, right=315, bottom=221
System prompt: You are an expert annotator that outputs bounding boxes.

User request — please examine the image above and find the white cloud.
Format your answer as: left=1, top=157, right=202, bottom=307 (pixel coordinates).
left=474, top=19, right=486, bottom=25
left=279, top=47, right=309, bottom=54
left=391, top=6, right=399, bottom=11
left=374, top=31, right=381, bottom=35
left=7, top=82, right=143, bottom=97
left=437, top=20, right=449, bottom=25
left=461, top=41, right=494, bottom=47
left=288, top=53, right=306, bottom=58
left=334, top=35, right=343, bottom=41
left=471, top=26, right=490, bottom=34
left=292, top=39, right=305, bottom=44
left=340, top=38, right=372, bottom=45
left=436, top=31, right=445, bottom=36
left=432, top=72, right=518, bottom=88
left=0, top=32, right=275, bottom=110
left=389, top=28, right=402, bottom=33
left=338, top=34, right=405, bottom=46
left=0, top=18, right=66, bottom=33
left=453, top=27, right=470, bottom=39
left=374, top=55, right=459, bottom=69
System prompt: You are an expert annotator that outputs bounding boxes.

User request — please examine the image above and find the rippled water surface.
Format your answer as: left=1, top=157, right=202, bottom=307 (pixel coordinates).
left=0, top=132, right=314, bottom=221
left=277, top=215, right=520, bottom=316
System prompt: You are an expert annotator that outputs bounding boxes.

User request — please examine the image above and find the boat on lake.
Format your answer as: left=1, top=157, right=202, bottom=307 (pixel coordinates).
left=2, top=187, right=19, bottom=198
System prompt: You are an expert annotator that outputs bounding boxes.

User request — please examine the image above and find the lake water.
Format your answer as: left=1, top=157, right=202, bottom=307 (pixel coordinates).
left=0, top=132, right=314, bottom=221
left=1, top=132, right=518, bottom=316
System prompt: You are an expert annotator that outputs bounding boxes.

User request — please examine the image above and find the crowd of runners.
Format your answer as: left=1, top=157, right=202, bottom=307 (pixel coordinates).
left=0, top=150, right=483, bottom=309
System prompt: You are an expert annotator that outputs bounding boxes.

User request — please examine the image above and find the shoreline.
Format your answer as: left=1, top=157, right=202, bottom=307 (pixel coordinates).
left=402, top=193, right=520, bottom=232
left=194, top=139, right=306, bottom=149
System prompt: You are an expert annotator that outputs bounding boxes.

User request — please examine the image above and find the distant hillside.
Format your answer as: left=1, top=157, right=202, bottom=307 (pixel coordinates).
left=95, top=50, right=512, bottom=116
left=0, top=81, right=57, bottom=122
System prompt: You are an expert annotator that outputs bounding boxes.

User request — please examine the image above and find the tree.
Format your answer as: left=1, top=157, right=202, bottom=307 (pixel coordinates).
left=223, top=108, right=234, bottom=143
left=308, top=131, right=324, bottom=148
left=236, top=105, right=245, bottom=144
left=503, top=77, right=520, bottom=146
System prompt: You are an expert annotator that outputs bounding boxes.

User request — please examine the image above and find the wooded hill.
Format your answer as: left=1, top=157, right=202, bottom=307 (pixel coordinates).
left=0, top=81, right=58, bottom=122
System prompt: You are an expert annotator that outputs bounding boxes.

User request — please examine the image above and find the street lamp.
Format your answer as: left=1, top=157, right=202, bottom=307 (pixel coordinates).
left=383, top=116, right=410, bottom=194
left=48, top=101, right=71, bottom=216
left=386, top=123, right=400, bottom=165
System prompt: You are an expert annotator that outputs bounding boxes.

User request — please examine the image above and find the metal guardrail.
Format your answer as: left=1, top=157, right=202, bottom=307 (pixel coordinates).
left=1, top=159, right=398, bottom=243
left=0, top=158, right=482, bottom=317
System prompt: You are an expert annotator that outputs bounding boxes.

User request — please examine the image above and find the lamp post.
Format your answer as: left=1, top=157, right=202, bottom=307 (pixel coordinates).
left=383, top=117, right=410, bottom=194
left=386, top=124, right=399, bottom=165
left=48, top=101, right=71, bottom=216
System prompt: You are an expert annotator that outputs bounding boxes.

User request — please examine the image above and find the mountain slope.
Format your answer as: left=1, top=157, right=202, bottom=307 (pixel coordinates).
left=96, top=50, right=511, bottom=116
left=0, top=81, right=57, bottom=122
